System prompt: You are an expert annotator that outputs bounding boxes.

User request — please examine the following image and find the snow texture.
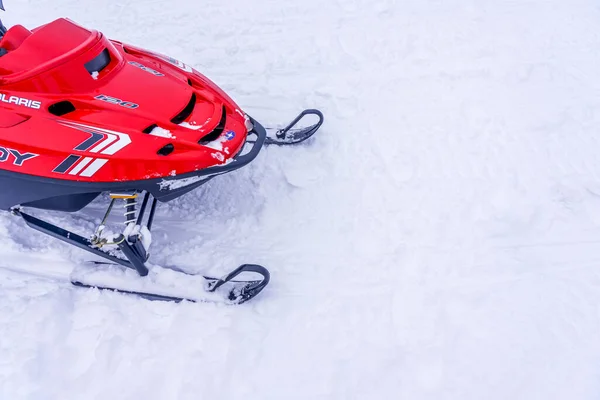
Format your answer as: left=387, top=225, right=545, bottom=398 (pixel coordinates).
left=3, top=0, right=600, bottom=399
left=178, top=121, right=206, bottom=130
left=158, top=175, right=209, bottom=190
left=203, top=135, right=230, bottom=152
left=147, top=126, right=174, bottom=138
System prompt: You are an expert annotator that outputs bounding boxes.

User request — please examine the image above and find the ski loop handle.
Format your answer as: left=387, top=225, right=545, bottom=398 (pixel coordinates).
left=262, top=109, right=324, bottom=146
left=207, top=263, right=271, bottom=304
left=276, top=109, right=324, bottom=139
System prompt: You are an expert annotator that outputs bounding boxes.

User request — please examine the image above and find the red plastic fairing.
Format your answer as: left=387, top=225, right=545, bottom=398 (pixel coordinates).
left=0, top=18, right=250, bottom=183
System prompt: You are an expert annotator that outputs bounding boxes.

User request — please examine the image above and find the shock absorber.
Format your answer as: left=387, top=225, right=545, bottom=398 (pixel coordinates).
left=124, top=196, right=137, bottom=226
left=108, top=192, right=138, bottom=226
left=91, top=192, right=139, bottom=247
left=90, top=192, right=150, bottom=277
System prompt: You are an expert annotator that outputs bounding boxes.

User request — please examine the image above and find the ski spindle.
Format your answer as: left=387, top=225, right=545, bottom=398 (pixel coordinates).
left=136, top=192, right=150, bottom=226
left=147, top=197, right=158, bottom=231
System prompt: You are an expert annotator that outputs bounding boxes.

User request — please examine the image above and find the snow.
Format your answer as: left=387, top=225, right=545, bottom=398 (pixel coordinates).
left=202, top=135, right=230, bottom=152
left=158, top=175, right=209, bottom=190
left=3, top=0, right=600, bottom=399
left=70, top=262, right=230, bottom=303
left=178, top=121, right=206, bottom=130
left=147, top=126, right=175, bottom=139
left=122, top=223, right=153, bottom=251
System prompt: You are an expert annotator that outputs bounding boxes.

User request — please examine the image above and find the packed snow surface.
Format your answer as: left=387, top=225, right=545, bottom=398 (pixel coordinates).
left=3, top=0, right=600, bottom=399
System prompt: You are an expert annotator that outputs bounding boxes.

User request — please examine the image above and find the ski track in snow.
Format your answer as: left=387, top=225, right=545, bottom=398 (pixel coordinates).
left=3, top=0, right=600, bottom=399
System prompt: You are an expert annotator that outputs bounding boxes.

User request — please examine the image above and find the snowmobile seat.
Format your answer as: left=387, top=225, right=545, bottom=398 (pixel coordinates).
left=0, top=18, right=96, bottom=76
left=0, top=24, right=31, bottom=54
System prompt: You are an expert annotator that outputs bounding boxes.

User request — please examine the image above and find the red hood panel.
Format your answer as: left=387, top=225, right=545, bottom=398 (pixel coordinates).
left=91, top=62, right=195, bottom=123
left=0, top=18, right=250, bottom=183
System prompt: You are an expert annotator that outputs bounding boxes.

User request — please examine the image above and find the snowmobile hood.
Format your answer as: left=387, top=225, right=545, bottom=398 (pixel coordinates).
left=0, top=18, right=252, bottom=183
left=0, top=19, right=220, bottom=132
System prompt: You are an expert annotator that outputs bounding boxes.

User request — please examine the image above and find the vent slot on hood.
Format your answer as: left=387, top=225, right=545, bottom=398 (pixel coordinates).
left=171, top=93, right=196, bottom=124
left=157, top=144, right=174, bottom=156
left=199, top=106, right=227, bottom=144
left=48, top=101, right=76, bottom=116
left=143, top=124, right=158, bottom=134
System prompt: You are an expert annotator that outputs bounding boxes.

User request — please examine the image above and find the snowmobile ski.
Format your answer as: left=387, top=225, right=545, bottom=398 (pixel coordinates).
left=12, top=206, right=269, bottom=305
left=72, top=263, right=270, bottom=305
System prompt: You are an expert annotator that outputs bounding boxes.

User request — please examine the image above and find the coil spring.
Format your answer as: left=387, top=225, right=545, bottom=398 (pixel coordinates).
left=124, top=197, right=137, bottom=225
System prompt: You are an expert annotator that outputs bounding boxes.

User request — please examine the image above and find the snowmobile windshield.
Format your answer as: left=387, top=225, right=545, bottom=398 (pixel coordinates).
left=0, top=0, right=6, bottom=40
left=0, top=22, right=6, bottom=54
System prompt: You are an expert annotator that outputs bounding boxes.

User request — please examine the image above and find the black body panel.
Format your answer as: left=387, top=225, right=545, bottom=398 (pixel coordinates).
left=24, top=192, right=101, bottom=212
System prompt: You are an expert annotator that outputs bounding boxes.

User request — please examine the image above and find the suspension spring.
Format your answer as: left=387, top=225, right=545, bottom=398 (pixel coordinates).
left=124, top=197, right=137, bottom=225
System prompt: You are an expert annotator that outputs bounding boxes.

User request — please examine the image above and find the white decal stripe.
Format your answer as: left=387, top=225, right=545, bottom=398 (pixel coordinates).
left=58, top=121, right=132, bottom=155
left=80, top=158, right=108, bottom=177
left=89, top=133, right=117, bottom=153
left=68, top=157, right=94, bottom=175
left=101, top=132, right=132, bottom=155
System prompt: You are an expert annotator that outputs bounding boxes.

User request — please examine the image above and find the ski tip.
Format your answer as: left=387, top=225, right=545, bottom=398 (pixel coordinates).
left=265, top=109, right=324, bottom=146
left=207, top=263, right=270, bottom=304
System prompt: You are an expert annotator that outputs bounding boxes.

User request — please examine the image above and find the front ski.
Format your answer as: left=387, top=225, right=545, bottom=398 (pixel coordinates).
left=72, top=263, right=270, bottom=305
left=13, top=208, right=270, bottom=305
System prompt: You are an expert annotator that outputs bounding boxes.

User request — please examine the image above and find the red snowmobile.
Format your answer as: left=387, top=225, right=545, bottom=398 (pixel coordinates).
left=0, top=10, right=323, bottom=304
